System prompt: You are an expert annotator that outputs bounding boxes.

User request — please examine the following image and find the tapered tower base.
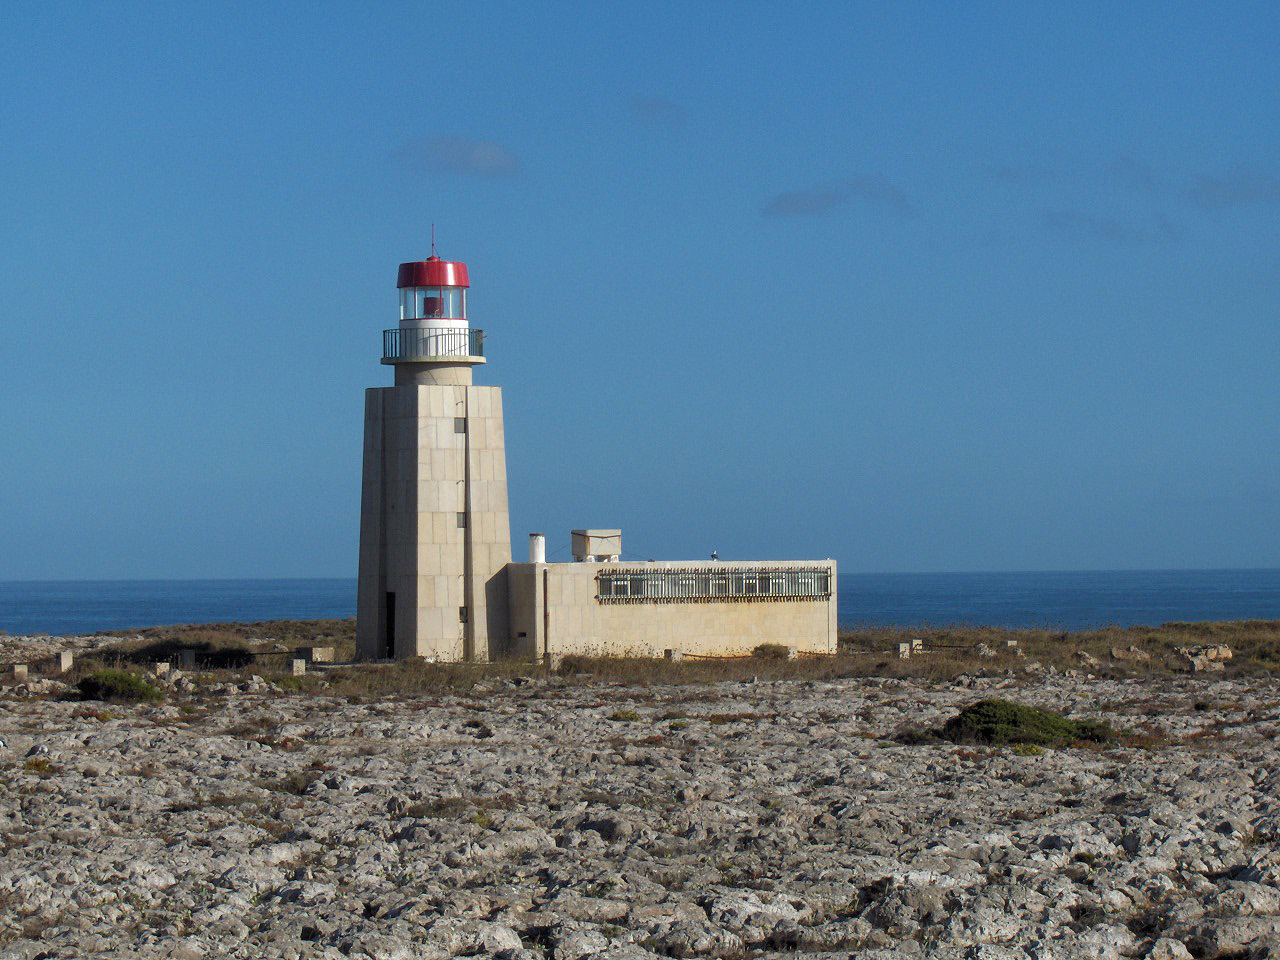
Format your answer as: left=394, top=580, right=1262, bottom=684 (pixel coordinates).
left=356, top=383, right=511, bottom=661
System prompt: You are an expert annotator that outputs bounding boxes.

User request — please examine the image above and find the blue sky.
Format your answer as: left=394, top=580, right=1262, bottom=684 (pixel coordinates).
left=1, top=2, right=1277, bottom=579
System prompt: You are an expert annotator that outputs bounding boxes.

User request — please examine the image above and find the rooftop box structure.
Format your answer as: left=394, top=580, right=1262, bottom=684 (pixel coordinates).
left=572, top=529, right=621, bottom=562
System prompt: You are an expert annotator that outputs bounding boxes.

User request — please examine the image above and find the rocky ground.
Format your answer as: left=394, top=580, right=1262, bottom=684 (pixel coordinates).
left=2, top=666, right=1279, bottom=959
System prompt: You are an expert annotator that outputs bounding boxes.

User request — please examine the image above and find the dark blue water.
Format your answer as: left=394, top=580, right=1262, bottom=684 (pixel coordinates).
left=0, top=579, right=356, bottom=636
left=0, top=570, right=1276, bottom=636
left=838, top=568, right=1279, bottom=630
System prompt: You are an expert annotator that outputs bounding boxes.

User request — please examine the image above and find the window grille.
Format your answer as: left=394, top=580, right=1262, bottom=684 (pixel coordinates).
left=595, top=566, right=832, bottom=604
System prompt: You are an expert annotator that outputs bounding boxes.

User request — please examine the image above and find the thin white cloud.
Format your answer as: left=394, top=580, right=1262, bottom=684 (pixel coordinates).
left=762, top=187, right=848, bottom=217
left=845, top=175, right=914, bottom=216
left=1186, top=170, right=1280, bottom=209
left=1039, top=210, right=1178, bottom=243
left=393, top=136, right=519, bottom=178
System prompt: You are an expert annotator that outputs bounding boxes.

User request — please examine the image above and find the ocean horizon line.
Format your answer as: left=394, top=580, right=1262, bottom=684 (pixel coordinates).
left=3, top=569, right=1275, bottom=636
left=2, top=565, right=1277, bottom=586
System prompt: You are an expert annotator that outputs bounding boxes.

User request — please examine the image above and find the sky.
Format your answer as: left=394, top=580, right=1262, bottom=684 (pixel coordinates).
left=1, top=1, right=1277, bottom=579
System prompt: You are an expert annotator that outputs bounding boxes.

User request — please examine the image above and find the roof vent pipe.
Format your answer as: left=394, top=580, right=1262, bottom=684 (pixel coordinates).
left=529, top=533, right=546, bottom=564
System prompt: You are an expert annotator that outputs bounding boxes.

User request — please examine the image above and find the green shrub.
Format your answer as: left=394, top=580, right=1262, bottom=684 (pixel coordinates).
left=77, top=669, right=162, bottom=703
left=752, top=644, right=792, bottom=659
left=941, top=699, right=1114, bottom=747
left=608, top=709, right=640, bottom=722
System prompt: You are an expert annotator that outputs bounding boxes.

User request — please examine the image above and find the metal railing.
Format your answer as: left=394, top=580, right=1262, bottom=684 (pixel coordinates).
left=382, top=327, right=484, bottom=361
left=597, top=566, right=833, bottom=604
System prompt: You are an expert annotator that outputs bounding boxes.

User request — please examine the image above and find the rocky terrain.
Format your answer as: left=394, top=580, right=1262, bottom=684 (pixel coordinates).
left=2, top=665, right=1279, bottom=959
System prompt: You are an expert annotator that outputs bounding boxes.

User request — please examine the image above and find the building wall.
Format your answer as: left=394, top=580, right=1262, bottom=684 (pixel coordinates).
left=356, top=383, right=511, bottom=661
left=505, top=560, right=837, bottom=660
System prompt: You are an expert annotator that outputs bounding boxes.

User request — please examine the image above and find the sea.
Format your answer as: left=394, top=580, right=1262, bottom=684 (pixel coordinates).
left=0, top=569, right=1277, bottom=637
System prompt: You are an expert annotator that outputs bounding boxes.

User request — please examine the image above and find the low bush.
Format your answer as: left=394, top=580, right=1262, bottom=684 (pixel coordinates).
left=941, top=699, right=1114, bottom=747
left=91, top=617, right=357, bottom=667
left=77, top=669, right=163, bottom=703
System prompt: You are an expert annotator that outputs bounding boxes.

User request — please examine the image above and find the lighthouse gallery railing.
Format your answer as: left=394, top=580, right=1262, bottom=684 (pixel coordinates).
left=382, top=328, right=485, bottom=361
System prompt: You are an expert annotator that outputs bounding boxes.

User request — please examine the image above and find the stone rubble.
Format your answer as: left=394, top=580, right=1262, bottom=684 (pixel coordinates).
left=1177, top=645, right=1234, bottom=674
left=1, top=671, right=1278, bottom=958
left=0, top=635, right=128, bottom=668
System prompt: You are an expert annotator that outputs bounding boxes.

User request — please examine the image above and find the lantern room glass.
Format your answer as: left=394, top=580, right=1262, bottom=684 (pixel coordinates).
left=400, top=287, right=466, bottom=320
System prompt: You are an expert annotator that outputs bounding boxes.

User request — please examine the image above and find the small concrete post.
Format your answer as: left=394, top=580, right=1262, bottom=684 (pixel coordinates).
left=911, top=637, right=924, bottom=653
left=53, top=651, right=74, bottom=674
left=290, top=659, right=307, bottom=677
left=153, top=662, right=172, bottom=677
left=10, top=664, right=29, bottom=681
left=664, top=649, right=683, bottom=662
left=179, top=649, right=196, bottom=669
left=299, top=646, right=334, bottom=664
left=1005, top=639, right=1019, bottom=649
left=897, top=643, right=911, bottom=660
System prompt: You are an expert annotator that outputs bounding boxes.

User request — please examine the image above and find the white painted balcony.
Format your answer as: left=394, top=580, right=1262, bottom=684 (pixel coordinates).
left=382, top=327, right=484, bottom=363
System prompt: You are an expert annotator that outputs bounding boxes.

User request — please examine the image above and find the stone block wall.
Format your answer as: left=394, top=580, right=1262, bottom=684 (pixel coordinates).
left=505, top=560, right=837, bottom=660
left=356, top=384, right=511, bottom=661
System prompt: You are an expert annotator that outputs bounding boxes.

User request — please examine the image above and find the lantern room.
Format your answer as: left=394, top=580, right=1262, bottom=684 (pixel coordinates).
left=397, top=256, right=469, bottom=322
left=383, top=252, right=484, bottom=376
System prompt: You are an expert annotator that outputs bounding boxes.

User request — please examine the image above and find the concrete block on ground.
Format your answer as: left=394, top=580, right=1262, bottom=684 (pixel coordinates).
left=664, top=649, right=683, bottom=661
left=897, top=643, right=911, bottom=660
left=9, top=664, right=29, bottom=681
left=53, top=651, right=74, bottom=673
left=153, top=662, right=172, bottom=676
left=179, top=649, right=196, bottom=669
left=290, top=659, right=307, bottom=677
left=911, top=637, right=925, bottom=652
left=298, top=646, right=334, bottom=664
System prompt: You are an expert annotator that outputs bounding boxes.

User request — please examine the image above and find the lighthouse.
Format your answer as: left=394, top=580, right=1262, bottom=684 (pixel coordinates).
left=356, top=249, right=512, bottom=660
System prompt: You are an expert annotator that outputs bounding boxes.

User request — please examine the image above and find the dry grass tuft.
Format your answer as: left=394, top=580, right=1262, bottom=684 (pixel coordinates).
left=840, top=620, right=1280, bottom=678
left=54, top=616, right=1280, bottom=697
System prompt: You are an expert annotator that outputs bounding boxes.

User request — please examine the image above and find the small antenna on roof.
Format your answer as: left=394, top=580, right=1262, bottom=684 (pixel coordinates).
left=430, top=223, right=436, bottom=257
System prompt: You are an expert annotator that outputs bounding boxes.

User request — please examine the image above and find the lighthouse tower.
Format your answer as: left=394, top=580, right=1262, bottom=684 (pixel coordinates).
left=356, top=249, right=512, bottom=660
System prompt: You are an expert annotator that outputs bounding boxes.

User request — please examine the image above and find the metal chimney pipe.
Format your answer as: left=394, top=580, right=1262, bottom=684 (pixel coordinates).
left=529, top=532, right=546, bottom=564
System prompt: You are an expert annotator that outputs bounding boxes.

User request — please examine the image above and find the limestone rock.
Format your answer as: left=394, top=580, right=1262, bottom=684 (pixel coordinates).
left=0, top=665, right=1276, bottom=958
left=1177, top=644, right=1232, bottom=672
